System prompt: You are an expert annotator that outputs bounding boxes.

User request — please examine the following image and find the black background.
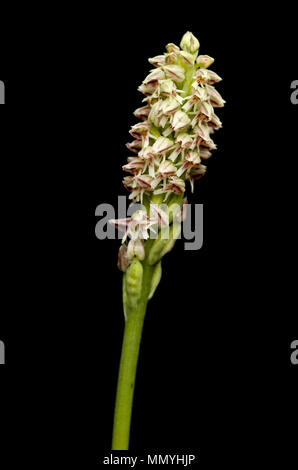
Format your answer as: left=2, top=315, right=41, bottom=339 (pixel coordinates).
left=0, top=5, right=297, bottom=468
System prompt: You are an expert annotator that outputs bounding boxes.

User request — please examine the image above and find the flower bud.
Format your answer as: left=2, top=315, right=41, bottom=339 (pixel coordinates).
left=163, top=64, right=185, bottom=82
left=127, top=238, right=145, bottom=261
left=138, top=82, right=158, bottom=96
left=180, top=31, right=200, bottom=53
left=166, top=43, right=180, bottom=54
left=148, top=101, right=163, bottom=127
left=125, top=259, right=143, bottom=308
left=196, top=55, right=214, bottom=68
left=179, top=50, right=195, bottom=66
left=144, top=68, right=165, bottom=84
left=148, top=55, right=166, bottom=67
left=165, top=52, right=177, bottom=64
left=118, top=245, right=131, bottom=272
left=133, top=105, right=151, bottom=120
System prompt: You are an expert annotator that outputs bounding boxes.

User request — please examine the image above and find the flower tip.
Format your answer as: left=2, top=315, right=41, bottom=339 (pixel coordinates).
left=180, top=31, right=200, bottom=54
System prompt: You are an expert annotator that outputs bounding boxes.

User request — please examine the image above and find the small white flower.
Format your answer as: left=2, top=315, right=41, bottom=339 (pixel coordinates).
left=134, top=174, right=153, bottom=189
left=199, top=149, right=212, bottom=160
left=129, top=121, right=151, bottom=138
left=157, top=160, right=177, bottom=177
left=176, top=151, right=201, bottom=177
left=205, top=84, right=225, bottom=107
left=160, top=96, right=180, bottom=117
left=113, top=210, right=156, bottom=243
left=188, top=165, right=207, bottom=192
left=171, top=110, right=191, bottom=131
left=208, top=113, right=222, bottom=129
left=138, top=81, right=159, bottom=96
left=196, top=69, right=222, bottom=85
left=176, top=133, right=193, bottom=148
left=154, top=176, right=185, bottom=200
left=138, top=146, right=155, bottom=160
left=123, top=158, right=145, bottom=174
left=126, top=139, right=142, bottom=153
left=168, top=133, right=193, bottom=162
left=151, top=136, right=174, bottom=154
left=197, top=101, right=214, bottom=120
left=158, top=79, right=177, bottom=97
left=193, top=120, right=211, bottom=141
left=165, top=176, right=185, bottom=194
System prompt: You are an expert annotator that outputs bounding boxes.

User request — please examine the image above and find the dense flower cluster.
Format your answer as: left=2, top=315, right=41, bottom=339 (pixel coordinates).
left=111, top=32, right=224, bottom=270
left=125, top=31, right=224, bottom=202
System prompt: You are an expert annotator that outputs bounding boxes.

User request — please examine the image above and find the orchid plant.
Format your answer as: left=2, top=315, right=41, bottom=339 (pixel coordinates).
left=110, top=32, right=224, bottom=450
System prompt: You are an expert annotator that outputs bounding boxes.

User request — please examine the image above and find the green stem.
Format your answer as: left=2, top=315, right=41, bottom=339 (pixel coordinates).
left=112, top=262, right=154, bottom=450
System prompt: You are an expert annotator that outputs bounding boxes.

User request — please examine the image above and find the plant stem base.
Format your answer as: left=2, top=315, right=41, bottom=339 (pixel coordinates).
left=112, top=263, right=154, bottom=450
